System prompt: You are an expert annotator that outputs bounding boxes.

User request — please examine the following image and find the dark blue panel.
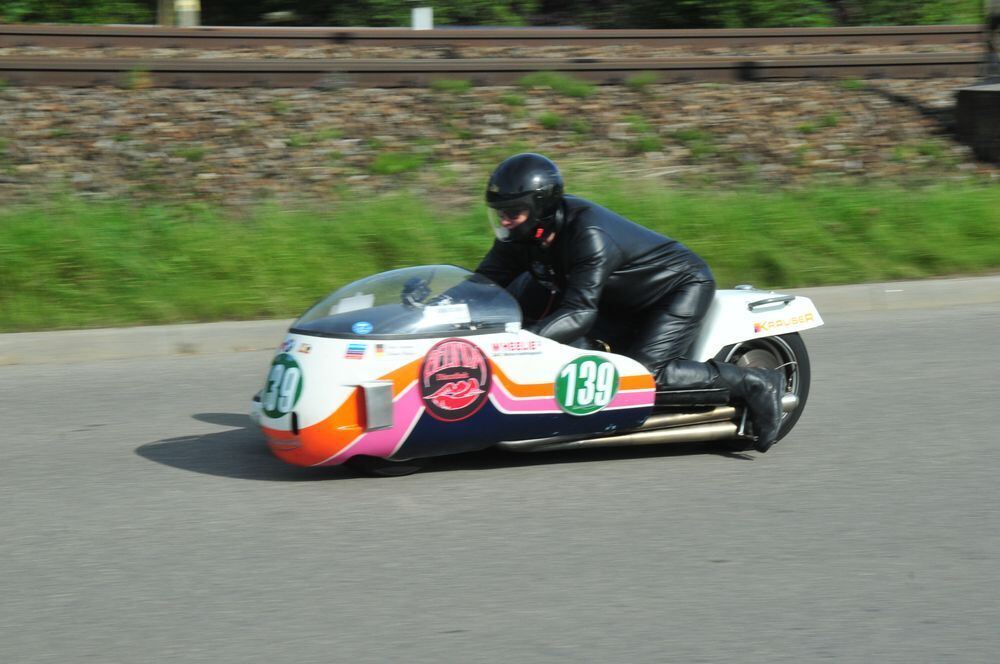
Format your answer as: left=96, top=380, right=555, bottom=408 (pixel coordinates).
left=392, top=401, right=650, bottom=460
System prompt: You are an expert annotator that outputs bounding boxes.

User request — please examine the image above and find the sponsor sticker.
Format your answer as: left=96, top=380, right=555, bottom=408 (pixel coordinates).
left=422, top=303, right=472, bottom=326
left=345, top=343, right=366, bottom=359
left=490, top=339, right=542, bottom=356
left=555, top=355, right=620, bottom=416
left=375, top=342, right=417, bottom=357
left=297, top=343, right=312, bottom=354
left=334, top=292, right=374, bottom=314
left=754, top=312, right=815, bottom=334
left=279, top=338, right=295, bottom=353
left=262, top=353, right=304, bottom=419
left=352, top=321, right=374, bottom=335
left=420, top=338, right=491, bottom=422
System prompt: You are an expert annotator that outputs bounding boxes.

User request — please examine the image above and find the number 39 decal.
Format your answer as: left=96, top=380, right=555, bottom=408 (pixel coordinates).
left=262, top=353, right=304, bottom=418
left=555, top=355, right=619, bottom=416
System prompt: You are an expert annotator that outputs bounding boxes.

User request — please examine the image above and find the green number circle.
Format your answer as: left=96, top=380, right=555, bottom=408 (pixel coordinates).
left=555, top=355, right=620, bottom=416
left=262, top=353, right=304, bottom=419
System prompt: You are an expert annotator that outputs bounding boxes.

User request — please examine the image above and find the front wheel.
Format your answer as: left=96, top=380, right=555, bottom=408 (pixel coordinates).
left=714, top=332, right=811, bottom=443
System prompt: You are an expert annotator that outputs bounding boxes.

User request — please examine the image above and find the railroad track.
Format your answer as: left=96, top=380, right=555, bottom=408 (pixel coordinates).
left=0, top=53, right=983, bottom=87
left=0, top=23, right=985, bottom=48
left=0, top=24, right=985, bottom=87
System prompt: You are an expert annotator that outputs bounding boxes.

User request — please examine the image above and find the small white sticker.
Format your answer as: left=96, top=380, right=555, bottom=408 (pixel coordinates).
left=374, top=343, right=416, bottom=357
left=422, top=303, right=472, bottom=326
left=333, top=293, right=374, bottom=314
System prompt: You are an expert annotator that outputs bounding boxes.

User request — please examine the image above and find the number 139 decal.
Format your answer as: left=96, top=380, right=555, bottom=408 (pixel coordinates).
left=555, top=355, right=619, bottom=416
left=263, top=353, right=304, bottom=419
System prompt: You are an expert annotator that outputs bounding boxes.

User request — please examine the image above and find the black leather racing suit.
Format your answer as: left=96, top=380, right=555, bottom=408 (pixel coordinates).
left=475, top=195, right=715, bottom=378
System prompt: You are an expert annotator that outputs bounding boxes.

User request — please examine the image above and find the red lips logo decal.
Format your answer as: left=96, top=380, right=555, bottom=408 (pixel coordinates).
left=427, top=378, right=485, bottom=411
left=420, top=339, right=491, bottom=422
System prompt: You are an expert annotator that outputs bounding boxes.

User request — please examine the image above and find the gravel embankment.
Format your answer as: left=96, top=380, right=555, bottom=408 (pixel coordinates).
left=0, top=77, right=995, bottom=204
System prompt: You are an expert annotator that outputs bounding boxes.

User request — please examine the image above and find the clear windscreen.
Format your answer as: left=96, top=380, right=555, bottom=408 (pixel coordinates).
left=292, top=265, right=522, bottom=339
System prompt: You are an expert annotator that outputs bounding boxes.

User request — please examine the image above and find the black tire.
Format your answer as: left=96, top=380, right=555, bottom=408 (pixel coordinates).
left=713, top=332, right=811, bottom=443
left=345, top=455, right=427, bottom=477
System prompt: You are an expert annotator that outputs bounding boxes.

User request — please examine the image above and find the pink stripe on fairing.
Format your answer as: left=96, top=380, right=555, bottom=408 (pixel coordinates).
left=314, top=375, right=655, bottom=466
left=609, top=389, right=656, bottom=408
left=490, top=380, right=559, bottom=413
left=313, top=382, right=425, bottom=466
left=489, top=377, right=654, bottom=414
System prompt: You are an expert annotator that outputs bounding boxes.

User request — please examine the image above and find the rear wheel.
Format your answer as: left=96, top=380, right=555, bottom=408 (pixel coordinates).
left=714, top=332, right=811, bottom=443
left=345, top=455, right=427, bottom=477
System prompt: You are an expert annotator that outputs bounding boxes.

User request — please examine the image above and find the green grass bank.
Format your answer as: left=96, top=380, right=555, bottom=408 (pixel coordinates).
left=1, top=181, right=998, bottom=332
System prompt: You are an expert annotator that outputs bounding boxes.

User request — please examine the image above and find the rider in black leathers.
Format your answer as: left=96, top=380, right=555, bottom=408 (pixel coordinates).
left=476, top=153, right=786, bottom=453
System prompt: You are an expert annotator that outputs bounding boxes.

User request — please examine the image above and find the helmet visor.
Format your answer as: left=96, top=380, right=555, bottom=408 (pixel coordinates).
left=487, top=205, right=532, bottom=242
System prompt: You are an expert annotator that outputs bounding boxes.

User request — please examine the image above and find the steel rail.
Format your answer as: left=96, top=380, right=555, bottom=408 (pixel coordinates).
left=0, top=53, right=981, bottom=87
left=0, top=24, right=985, bottom=49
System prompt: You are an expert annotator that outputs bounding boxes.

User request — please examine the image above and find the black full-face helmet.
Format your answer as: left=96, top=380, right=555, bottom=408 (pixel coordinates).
left=485, top=153, right=564, bottom=243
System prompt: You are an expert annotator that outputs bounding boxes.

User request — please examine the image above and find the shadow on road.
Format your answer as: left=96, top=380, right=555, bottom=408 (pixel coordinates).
left=135, top=412, right=754, bottom=481
left=427, top=442, right=755, bottom=475
left=135, top=413, right=352, bottom=482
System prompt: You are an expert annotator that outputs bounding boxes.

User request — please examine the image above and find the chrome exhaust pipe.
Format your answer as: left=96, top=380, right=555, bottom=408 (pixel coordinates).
left=498, top=406, right=738, bottom=454
left=637, top=395, right=795, bottom=431
left=642, top=406, right=736, bottom=430
left=497, top=393, right=797, bottom=454
left=500, top=421, right=739, bottom=453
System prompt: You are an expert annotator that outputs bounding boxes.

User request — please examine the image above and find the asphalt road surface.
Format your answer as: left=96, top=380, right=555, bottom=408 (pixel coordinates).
left=2, top=304, right=998, bottom=664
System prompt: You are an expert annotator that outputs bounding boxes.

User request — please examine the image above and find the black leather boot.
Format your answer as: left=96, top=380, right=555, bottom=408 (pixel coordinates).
left=655, top=359, right=731, bottom=406
left=713, top=361, right=786, bottom=452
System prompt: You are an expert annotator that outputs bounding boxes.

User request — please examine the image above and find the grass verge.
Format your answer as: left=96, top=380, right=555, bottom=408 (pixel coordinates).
left=1, top=181, right=998, bottom=332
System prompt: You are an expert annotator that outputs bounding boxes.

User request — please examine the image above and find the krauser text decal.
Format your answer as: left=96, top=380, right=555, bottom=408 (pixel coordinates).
left=754, top=312, right=815, bottom=334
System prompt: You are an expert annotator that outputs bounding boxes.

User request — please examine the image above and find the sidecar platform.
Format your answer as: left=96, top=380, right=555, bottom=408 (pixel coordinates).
left=654, top=387, right=730, bottom=407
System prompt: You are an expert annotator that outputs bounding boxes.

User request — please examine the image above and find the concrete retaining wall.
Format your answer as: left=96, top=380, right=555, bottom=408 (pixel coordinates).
left=2, top=275, right=997, bottom=366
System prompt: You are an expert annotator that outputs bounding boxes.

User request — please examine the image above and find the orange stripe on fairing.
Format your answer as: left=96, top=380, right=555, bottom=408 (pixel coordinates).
left=490, top=361, right=654, bottom=397
left=621, top=374, right=656, bottom=391
left=267, top=357, right=422, bottom=467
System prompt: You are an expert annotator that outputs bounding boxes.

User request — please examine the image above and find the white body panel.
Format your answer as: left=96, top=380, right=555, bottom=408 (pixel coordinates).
left=687, top=288, right=824, bottom=361
left=481, top=332, right=650, bottom=384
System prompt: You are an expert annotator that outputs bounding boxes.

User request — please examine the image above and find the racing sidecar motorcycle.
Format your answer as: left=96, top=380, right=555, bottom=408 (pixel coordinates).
left=251, top=265, right=823, bottom=476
